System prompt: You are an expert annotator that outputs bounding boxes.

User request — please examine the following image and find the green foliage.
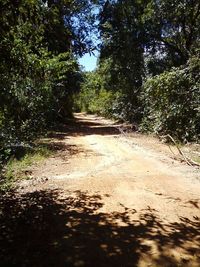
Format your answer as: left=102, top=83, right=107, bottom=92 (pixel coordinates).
left=141, top=57, right=200, bottom=141
left=98, top=0, right=145, bottom=118
left=0, top=143, right=52, bottom=192
left=80, top=87, right=116, bottom=117
left=143, top=0, right=200, bottom=66
left=87, top=0, right=200, bottom=141
left=78, top=71, right=113, bottom=116
left=0, top=0, right=94, bottom=169
left=78, top=67, right=142, bottom=122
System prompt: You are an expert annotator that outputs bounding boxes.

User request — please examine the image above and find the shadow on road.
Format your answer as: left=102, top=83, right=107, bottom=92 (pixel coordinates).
left=0, top=189, right=199, bottom=267
left=49, top=115, right=122, bottom=138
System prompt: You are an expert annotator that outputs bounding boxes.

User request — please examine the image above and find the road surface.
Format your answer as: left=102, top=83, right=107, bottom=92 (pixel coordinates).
left=1, top=113, right=200, bottom=267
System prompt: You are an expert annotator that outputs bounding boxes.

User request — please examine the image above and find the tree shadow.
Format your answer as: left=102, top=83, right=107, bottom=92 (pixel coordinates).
left=49, top=117, right=121, bottom=138
left=2, top=142, right=78, bottom=162
left=0, top=189, right=199, bottom=267
left=39, top=141, right=87, bottom=156
left=46, top=114, right=137, bottom=140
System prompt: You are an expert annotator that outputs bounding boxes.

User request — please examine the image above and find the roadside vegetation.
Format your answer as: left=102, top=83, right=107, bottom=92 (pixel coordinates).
left=0, top=143, right=52, bottom=192
left=78, top=0, right=200, bottom=143
left=0, top=0, right=96, bottom=188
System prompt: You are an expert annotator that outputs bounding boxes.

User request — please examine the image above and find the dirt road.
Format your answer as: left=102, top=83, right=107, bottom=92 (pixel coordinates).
left=1, top=113, right=200, bottom=267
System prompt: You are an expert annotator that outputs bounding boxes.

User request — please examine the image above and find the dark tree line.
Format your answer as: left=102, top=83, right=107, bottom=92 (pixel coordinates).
left=79, top=0, right=200, bottom=141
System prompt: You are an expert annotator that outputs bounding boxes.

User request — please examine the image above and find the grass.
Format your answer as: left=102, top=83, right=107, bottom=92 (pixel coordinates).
left=0, top=144, right=52, bottom=192
left=191, top=156, right=200, bottom=164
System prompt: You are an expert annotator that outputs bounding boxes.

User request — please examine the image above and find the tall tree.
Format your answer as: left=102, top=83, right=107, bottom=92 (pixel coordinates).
left=143, top=0, right=200, bottom=68
left=43, top=0, right=97, bottom=55
left=98, top=0, right=147, bottom=121
left=0, top=0, right=96, bottom=153
left=98, top=0, right=200, bottom=75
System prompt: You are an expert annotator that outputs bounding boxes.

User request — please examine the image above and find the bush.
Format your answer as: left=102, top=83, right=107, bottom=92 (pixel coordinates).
left=0, top=49, right=79, bottom=166
left=78, top=69, right=142, bottom=122
left=141, top=57, right=200, bottom=142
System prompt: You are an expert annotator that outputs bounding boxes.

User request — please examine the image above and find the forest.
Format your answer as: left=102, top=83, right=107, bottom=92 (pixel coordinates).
left=0, top=0, right=199, bottom=167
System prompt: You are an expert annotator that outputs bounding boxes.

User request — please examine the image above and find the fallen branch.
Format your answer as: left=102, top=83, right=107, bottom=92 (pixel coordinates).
left=160, top=134, right=200, bottom=167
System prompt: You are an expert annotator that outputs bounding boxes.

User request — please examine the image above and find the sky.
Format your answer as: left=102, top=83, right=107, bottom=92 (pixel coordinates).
left=78, top=51, right=99, bottom=72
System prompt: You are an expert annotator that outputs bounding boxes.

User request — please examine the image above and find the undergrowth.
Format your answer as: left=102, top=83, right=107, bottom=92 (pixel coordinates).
left=0, top=144, right=52, bottom=192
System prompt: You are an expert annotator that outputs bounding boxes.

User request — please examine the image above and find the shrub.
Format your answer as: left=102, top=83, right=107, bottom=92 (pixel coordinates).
left=141, top=57, right=200, bottom=142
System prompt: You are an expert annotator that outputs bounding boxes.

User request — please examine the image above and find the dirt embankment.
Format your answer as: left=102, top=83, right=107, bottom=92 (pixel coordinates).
left=1, top=113, right=200, bottom=267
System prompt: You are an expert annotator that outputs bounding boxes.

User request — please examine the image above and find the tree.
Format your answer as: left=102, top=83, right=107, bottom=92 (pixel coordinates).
left=143, top=0, right=200, bottom=68
left=0, top=0, right=96, bottom=163
left=98, top=0, right=147, bottom=121
left=43, top=0, right=97, bottom=55
left=87, top=0, right=200, bottom=140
